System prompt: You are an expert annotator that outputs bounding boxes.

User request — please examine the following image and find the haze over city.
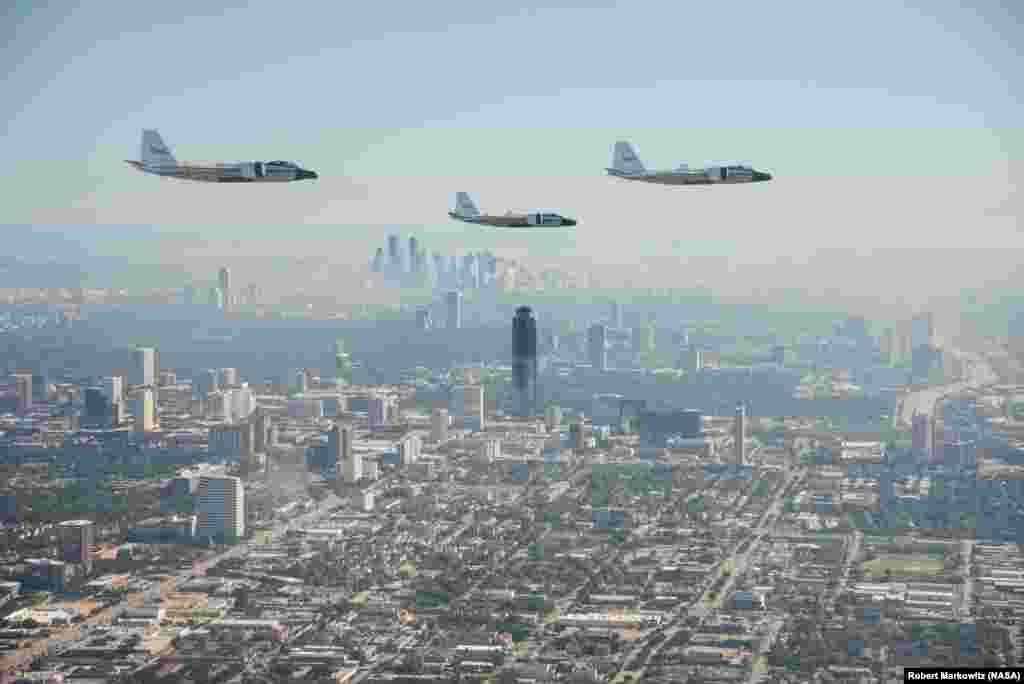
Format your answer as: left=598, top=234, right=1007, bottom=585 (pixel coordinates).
left=2, top=2, right=1024, bottom=683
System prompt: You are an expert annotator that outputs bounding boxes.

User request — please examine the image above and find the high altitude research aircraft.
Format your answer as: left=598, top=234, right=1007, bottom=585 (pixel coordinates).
left=126, top=129, right=319, bottom=183
left=448, top=192, right=577, bottom=228
left=607, top=141, right=772, bottom=185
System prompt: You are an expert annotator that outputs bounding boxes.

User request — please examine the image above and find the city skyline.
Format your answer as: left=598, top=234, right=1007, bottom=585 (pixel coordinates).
left=2, top=3, right=1021, bottom=283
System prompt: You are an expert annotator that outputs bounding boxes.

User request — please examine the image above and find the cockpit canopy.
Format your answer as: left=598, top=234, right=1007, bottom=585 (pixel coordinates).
left=266, top=160, right=298, bottom=168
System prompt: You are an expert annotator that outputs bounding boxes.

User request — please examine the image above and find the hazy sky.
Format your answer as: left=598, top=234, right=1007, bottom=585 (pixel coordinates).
left=2, top=1, right=1022, bottom=291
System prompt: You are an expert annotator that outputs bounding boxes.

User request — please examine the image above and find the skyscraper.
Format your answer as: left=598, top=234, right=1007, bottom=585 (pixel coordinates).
left=334, top=339, right=352, bottom=386
left=13, top=372, right=32, bottom=414
left=462, top=385, right=484, bottom=431
left=132, top=387, right=155, bottom=432
left=254, top=411, right=269, bottom=454
left=338, top=425, right=361, bottom=483
left=102, top=376, right=124, bottom=407
left=587, top=324, right=608, bottom=372
left=388, top=234, right=401, bottom=272
left=912, top=413, right=932, bottom=456
left=196, top=475, right=245, bottom=542
left=431, top=408, right=449, bottom=443
left=416, top=308, right=433, bottom=330
left=610, top=301, right=623, bottom=329
left=733, top=402, right=746, bottom=464
left=371, top=247, right=384, bottom=273
left=512, top=306, right=539, bottom=418
left=409, top=236, right=419, bottom=273
left=433, top=253, right=446, bottom=284
left=218, top=266, right=231, bottom=312
left=369, top=396, right=386, bottom=430
left=132, top=348, right=156, bottom=387
left=446, top=290, right=463, bottom=330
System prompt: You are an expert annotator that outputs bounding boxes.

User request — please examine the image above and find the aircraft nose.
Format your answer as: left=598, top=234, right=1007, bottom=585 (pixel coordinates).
left=563, top=218, right=577, bottom=227
left=298, top=168, right=318, bottom=180
left=754, top=171, right=772, bottom=182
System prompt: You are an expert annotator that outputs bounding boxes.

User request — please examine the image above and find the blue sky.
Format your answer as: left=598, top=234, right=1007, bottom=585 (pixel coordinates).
left=2, top=0, right=1022, bottom=270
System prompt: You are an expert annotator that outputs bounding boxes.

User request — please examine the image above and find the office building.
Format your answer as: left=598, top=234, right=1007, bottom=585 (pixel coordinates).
left=400, top=434, right=422, bottom=465
left=57, top=520, right=94, bottom=565
left=132, top=388, right=155, bottom=432
left=409, top=236, right=419, bottom=273
left=416, top=308, right=432, bottom=330
left=295, top=369, right=308, bottom=394
left=195, top=475, right=245, bottom=542
left=446, top=290, right=463, bottom=329
left=13, top=372, right=32, bottom=414
left=431, top=408, right=449, bottom=443
left=131, top=348, right=156, bottom=388
left=512, top=306, right=539, bottom=418
left=218, top=267, right=231, bottom=312
left=574, top=415, right=587, bottom=452
left=587, top=324, right=608, bottom=372
left=733, top=402, right=746, bottom=464
left=158, top=370, right=176, bottom=387
left=220, top=367, right=239, bottom=388
left=253, top=412, right=269, bottom=454
left=912, top=413, right=932, bottom=456
left=371, top=247, right=384, bottom=273
left=369, top=396, right=387, bottom=430
left=459, top=385, right=484, bottom=430
left=335, top=339, right=353, bottom=386
left=388, top=234, right=401, bottom=272
left=610, top=301, right=623, bottom=329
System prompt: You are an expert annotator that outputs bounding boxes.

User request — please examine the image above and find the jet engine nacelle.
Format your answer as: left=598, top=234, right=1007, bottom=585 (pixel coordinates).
left=240, top=162, right=264, bottom=179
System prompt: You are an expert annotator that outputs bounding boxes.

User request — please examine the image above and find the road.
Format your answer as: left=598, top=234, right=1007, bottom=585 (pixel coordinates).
left=894, top=348, right=997, bottom=428
left=618, top=466, right=801, bottom=679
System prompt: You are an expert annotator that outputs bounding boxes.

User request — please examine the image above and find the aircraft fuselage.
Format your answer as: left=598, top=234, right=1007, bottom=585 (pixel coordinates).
left=126, top=160, right=318, bottom=182
left=606, top=167, right=772, bottom=185
left=448, top=211, right=576, bottom=228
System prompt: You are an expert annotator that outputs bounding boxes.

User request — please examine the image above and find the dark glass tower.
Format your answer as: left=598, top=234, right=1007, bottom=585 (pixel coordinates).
left=512, top=306, right=538, bottom=418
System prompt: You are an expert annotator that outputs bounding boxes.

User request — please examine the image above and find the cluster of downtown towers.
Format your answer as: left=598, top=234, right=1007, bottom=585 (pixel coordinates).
left=371, top=234, right=498, bottom=292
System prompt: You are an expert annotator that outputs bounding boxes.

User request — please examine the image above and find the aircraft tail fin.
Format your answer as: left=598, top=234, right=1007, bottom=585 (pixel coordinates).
left=454, top=192, right=480, bottom=218
left=612, top=140, right=646, bottom=175
left=142, top=129, right=176, bottom=168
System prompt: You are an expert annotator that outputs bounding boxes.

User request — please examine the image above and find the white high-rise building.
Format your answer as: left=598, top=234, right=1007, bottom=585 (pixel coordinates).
left=196, top=475, right=245, bottom=541
left=132, top=348, right=156, bottom=387
left=102, top=376, right=124, bottom=406
left=400, top=434, right=422, bottom=465
left=342, top=449, right=363, bottom=484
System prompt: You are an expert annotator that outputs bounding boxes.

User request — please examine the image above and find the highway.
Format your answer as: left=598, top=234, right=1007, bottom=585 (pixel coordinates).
left=894, top=348, right=997, bottom=428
